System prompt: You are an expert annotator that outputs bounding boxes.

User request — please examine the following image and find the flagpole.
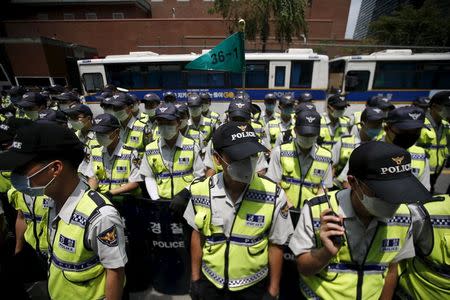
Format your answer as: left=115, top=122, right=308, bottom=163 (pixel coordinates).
left=238, top=19, right=246, bottom=91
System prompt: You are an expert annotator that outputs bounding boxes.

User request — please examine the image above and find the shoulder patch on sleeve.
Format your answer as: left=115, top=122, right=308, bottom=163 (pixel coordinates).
left=280, top=202, right=289, bottom=219
left=97, top=225, right=118, bottom=247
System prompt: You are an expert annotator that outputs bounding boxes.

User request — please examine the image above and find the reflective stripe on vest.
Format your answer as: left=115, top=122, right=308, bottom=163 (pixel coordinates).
left=408, top=145, right=427, bottom=179
left=279, top=143, right=331, bottom=208
left=124, top=119, right=147, bottom=151
left=320, top=115, right=352, bottom=150
left=417, top=118, right=449, bottom=174
left=190, top=175, right=276, bottom=291
left=301, top=191, right=411, bottom=300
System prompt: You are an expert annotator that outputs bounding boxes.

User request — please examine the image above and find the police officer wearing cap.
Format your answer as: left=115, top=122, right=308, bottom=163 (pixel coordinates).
left=139, top=103, right=204, bottom=201
left=352, top=95, right=395, bottom=126
left=319, top=94, right=352, bottom=151
left=413, top=96, right=431, bottom=111
left=267, top=110, right=333, bottom=209
left=16, top=92, right=47, bottom=121
left=36, top=109, right=68, bottom=127
left=416, top=91, right=450, bottom=192
left=200, top=93, right=221, bottom=127
left=140, top=93, right=161, bottom=125
left=175, top=102, right=204, bottom=148
left=333, top=107, right=385, bottom=186
left=54, top=92, right=80, bottom=111
left=185, top=121, right=293, bottom=300
left=266, top=94, right=295, bottom=149
left=187, top=93, right=215, bottom=147
left=163, top=91, right=177, bottom=103
left=64, top=104, right=98, bottom=149
left=109, top=92, right=149, bottom=154
left=0, top=123, right=127, bottom=299
left=128, top=93, right=141, bottom=120
left=290, top=141, right=431, bottom=300
left=83, top=113, right=142, bottom=198
left=260, top=93, right=280, bottom=127
left=203, top=100, right=269, bottom=177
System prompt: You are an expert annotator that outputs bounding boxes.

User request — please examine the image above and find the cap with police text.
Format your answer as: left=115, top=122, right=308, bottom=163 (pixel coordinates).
left=142, top=93, right=161, bottom=103
left=328, top=94, right=349, bottom=108
left=64, top=104, right=93, bottom=117
left=36, top=109, right=68, bottom=125
left=155, top=103, right=178, bottom=120
left=17, top=92, right=47, bottom=108
left=348, top=141, right=431, bottom=204
left=361, top=107, right=385, bottom=122
left=387, top=106, right=425, bottom=130
left=212, top=121, right=267, bottom=161
left=0, top=123, right=84, bottom=171
left=91, top=113, right=120, bottom=133
left=227, top=100, right=252, bottom=120
left=295, top=110, right=321, bottom=136
left=430, top=91, right=450, bottom=106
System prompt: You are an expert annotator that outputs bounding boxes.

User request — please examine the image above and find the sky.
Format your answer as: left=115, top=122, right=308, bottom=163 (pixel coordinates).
left=345, top=0, right=363, bottom=39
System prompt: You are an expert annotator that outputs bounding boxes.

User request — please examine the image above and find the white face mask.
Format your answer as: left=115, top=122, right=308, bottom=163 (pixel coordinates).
left=69, top=120, right=85, bottom=131
left=180, top=118, right=189, bottom=129
left=145, top=108, right=156, bottom=118
left=159, top=125, right=178, bottom=140
left=356, top=181, right=399, bottom=218
left=220, top=154, right=259, bottom=184
left=104, top=108, right=114, bottom=115
left=331, top=109, right=345, bottom=118
left=189, top=107, right=202, bottom=118
left=59, top=103, right=70, bottom=111
left=113, top=109, right=129, bottom=122
left=24, top=110, right=39, bottom=121
left=11, top=161, right=57, bottom=196
left=97, top=132, right=115, bottom=147
left=201, top=104, right=210, bottom=113
left=296, top=135, right=317, bottom=149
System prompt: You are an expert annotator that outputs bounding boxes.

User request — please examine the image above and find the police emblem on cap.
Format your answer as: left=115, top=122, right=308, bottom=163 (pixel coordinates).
left=381, top=98, right=389, bottom=102
left=392, top=156, right=404, bottom=165
left=94, top=118, right=102, bottom=124
left=159, top=107, right=168, bottom=113
left=113, top=95, right=119, bottom=99
left=306, top=105, right=314, bottom=109
left=339, top=96, right=345, bottom=101
left=39, top=113, right=47, bottom=118
left=235, top=102, right=245, bottom=108
left=0, top=124, right=9, bottom=131
left=306, top=116, right=316, bottom=123
left=237, top=124, right=247, bottom=132
left=23, top=94, right=29, bottom=99
left=408, top=112, right=421, bottom=120
left=373, top=108, right=382, bottom=113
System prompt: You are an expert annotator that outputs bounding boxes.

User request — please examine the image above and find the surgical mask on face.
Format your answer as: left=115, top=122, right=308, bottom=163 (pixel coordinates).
left=438, top=107, right=450, bottom=119
left=265, top=104, right=275, bottom=113
left=356, top=181, right=399, bottom=218
left=11, top=162, right=57, bottom=197
left=69, top=119, right=84, bottom=131
left=201, top=104, right=210, bottom=113
left=113, top=109, right=129, bottom=122
left=59, top=103, right=70, bottom=111
left=189, top=107, right=202, bottom=118
left=145, top=108, right=156, bottom=117
left=180, top=118, right=189, bottom=129
left=281, top=107, right=293, bottom=116
left=365, top=128, right=382, bottom=140
left=391, top=131, right=420, bottom=149
left=159, top=125, right=178, bottom=140
left=97, top=132, right=115, bottom=147
left=296, top=135, right=317, bottom=149
left=104, top=108, right=114, bottom=115
left=331, top=108, right=345, bottom=118
left=24, top=110, right=39, bottom=121
left=132, top=104, right=140, bottom=114
left=221, top=155, right=258, bottom=184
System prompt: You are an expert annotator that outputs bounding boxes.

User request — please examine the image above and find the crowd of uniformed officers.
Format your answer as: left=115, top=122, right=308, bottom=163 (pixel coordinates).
left=0, top=83, right=449, bottom=300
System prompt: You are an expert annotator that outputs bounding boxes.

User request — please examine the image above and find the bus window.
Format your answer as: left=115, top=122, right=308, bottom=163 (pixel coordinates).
left=345, top=70, right=370, bottom=92
left=328, top=60, right=345, bottom=93
left=187, top=72, right=208, bottom=88
left=417, top=61, right=450, bottom=89
left=246, top=62, right=269, bottom=88
left=373, top=62, right=416, bottom=89
left=290, top=61, right=313, bottom=88
left=275, top=66, right=286, bottom=87
left=145, top=65, right=161, bottom=89
left=82, top=73, right=103, bottom=92
left=230, top=72, right=242, bottom=88
left=16, top=77, right=51, bottom=88
left=161, top=64, right=184, bottom=89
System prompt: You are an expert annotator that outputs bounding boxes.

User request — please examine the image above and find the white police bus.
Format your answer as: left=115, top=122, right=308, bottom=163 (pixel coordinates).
left=78, top=48, right=329, bottom=103
left=329, top=49, right=450, bottom=103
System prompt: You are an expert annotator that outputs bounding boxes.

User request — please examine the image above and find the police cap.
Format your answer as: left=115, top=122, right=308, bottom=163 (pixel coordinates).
left=413, top=97, right=430, bottom=109
left=63, top=104, right=93, bottom=117
left=298, top=92, right=313, bottom=103
left=109, top=93, right=134, bottom=107
left=386, top=106, right=425, bottom=130
left=36, top=109, right=68, bottom=125
left=295, top=110, right=321, bottom=136
left=155, top=103, right=178, bottom=120
left=187, top=93, right=202, bottom=107
left=228, top=99, right=252, bottom=120
left=142, top=93, right=161, bottom=104
left=91, top=113, right=121, bottom=133
left=327, top=94, right=349, bottom=108
left=17, top=92, right=47, bottom=108
left=430, top=91, right=450, bottom=106
left=361, top=107, right=385, bottom=122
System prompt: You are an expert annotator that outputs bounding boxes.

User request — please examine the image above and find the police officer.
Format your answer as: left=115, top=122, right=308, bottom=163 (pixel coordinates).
left=36, top=109, right=68, bottom=127
left=139, top=103, right=204, bottom=201
left=266, top=110, right=332, bottom=209
left=16, top=92, right=47, bottom=121
left=298, top=92, right=313, bottom=103
left=83, top=114, right=142, bottom=197
left=290, top=141, right=432, bottom=300
left=175, top=102, right=203, bottom=148
left=64, top=104, right=98, bottom=149
left=352, top=95, right=395, bottom=125
left=413, top=96, right=431, bottom=112
left=0, top=123, right=127, bottom=299
left=109, top=92, right=149, bottom=154
left=163, top=91, right=177, bottom=104
left=185, top=121, right=293, bottom=300
left=200, top=92, right=221, bottom=127
left=320, top=94, right=352, bottom=151
left=128, top=93, right=141, bottom=120
left=333, top=107, right=385, bottom=186
left=266, top=94, right=295, bottom=149
left=260, top=93, right=280, bottom=127
left=141, top=92, right=161, bottom=125
left=54, top=91, right=80, bottom=111
left=416, top=91, right=450, bottom=193
left=187, top=93, right=215, bottom=147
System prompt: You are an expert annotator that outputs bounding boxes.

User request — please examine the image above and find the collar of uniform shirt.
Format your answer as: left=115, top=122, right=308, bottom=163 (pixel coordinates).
left=52, top=180, right=89, bottom=224
left=102, top=140, right=124, bottom=158
left=188, top=115, right=205, bottom=129
left=125, top=115, right=137, bottom=130
left=159, top=132, right=184, bottom=149
left=336, top=188, right=388, bottom=223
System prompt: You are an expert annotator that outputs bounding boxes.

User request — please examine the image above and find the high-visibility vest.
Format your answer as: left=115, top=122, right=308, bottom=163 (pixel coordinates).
left=91, top=145, right=140, bottom=195
left=398, top=195, right=450, bottom=299
left=352, top=111, right=362, bottom=126
left=319, top=114, right=352, bottom=150
left=205, top=110, right=221, bottom=127
left=192, top=116, right=214, bottom=144
left=260, top=111, right=280, bottom=127
left=48, top=190, right=115, bottom=300
left=8, top=188, right=50, bottom=252
left=145, top=136, right=195, bottom=199
left=417, top=117, right=449, bottom=174
left=0, top=171, right=11, bottom=193
left=190, top=174, right=278, bottom=291
left=267, top=119, right=294, bottom=148
left=301, top=191, right=411, bottom=300
left=251, top=121, right=265, bottom=142
left=186, top=127, right=203, bottom=148
left=408, top=145, right=427, bottom=180
left=279, top=142, right=332, bottom=208
left=123, top=118, right=148, bottom=153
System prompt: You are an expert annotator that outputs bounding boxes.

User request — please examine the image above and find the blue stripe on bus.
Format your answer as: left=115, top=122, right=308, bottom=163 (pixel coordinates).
left=344, top=91, right=430, bottom=102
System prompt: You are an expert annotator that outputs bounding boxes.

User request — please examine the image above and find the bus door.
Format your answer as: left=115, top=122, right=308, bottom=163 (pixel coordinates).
left=269, top=61, right=291, bottom=89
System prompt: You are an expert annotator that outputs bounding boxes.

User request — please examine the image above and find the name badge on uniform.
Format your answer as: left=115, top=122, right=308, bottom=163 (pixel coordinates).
left=178, top=157, right=190, bottom=165
left=116, top=166, right=127, bottom=173
left=130, top=135, right=139, bottom=142
left=313, top=169, right=325, bottom=177
left=59, top=235, right=76, bottom=253
left=381, top=238, right=400, bottom=252
left=246, top=214, right=265, bottom=228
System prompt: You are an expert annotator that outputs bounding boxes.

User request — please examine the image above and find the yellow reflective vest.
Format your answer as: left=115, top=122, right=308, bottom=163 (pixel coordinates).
left=301, top=191, right=412, bottom=300
left=398, top=195, right=450, bottom=299
left=279, top=142, right=332, bottom=208
left=145, top=136, right=195, bottom=199
left=123, top=118, right=148, bottom=154
left=190, top=174, right=278, bottom=291
left=48, top=191, right=114, bottom=300
left=0, top=171, right=11, bottom=193
left=417, top=117, right=449, bottom=174
left=267, top=118, right=294, bottom=149
left=320, top=114, right=352, bottom=150
left=8, top=188, right=50, bottom=252
left=204, top=110, right=221, bottom=127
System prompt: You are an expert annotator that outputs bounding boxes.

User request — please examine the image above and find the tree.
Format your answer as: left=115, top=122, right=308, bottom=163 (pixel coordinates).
left=210, top=0, right=308, bottom=52
left=368, top=0, right=450, bottom=47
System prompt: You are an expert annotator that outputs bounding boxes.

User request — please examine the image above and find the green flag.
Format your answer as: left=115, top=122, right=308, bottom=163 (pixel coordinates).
left=185, top=32, right=245, bottom=73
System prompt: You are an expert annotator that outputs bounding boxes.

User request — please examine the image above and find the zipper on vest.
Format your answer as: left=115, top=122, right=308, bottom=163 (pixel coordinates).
left=224, top=239, right=230, bottom=288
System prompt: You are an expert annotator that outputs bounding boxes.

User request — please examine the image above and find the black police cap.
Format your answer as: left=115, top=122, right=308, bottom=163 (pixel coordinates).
left=295, top=110, right=321, bottom=136
left=298, top=92, right=313, bottom=103
left=155, top=103, right=178, bottom=120
left=91, top=113, right=121, bottom=133
left=55, top=92, right=79, bottom=103
left=264, top=93, right=277, bottom=101
left=143, top=93, right=161, bottom=103
left=361, top=107, right=385, bottom=123
left=279, top=94, right=294, bottom=106
left=63, top=104, right=93, bottom=117
left=386, top=106, right=425, bottom=130
left=199, top=93, right=211, bottom=103
left=227, top=99, right=252, bottom=120
left=327, top=94, right=349, bottom=108
left=430, top=91, right=450, bottom=106
left=163, top=91, right=177, bottom=102
left=187, top=93, right=202, bottom=107
left=413, top=97, right=430, bottom=109
left=109, top=93, right=134, bottom=107
left=17, top=92, right=47, bottom=108
left=36, top=109, right=68, bottom=125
